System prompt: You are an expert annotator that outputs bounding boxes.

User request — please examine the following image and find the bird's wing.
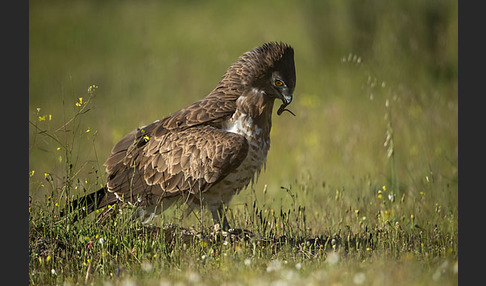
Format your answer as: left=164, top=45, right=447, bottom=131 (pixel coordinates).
left=154, top=89, right=241, bottom=135
left=103, top=123, right=249, bottom=207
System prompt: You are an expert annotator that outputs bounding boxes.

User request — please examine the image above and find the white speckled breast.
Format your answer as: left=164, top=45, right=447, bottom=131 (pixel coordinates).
left=197, top=111, right=270, bottom=209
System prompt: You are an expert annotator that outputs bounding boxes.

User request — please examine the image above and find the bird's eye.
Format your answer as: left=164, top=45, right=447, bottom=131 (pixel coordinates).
left=275, top=80, right=284, bottom=87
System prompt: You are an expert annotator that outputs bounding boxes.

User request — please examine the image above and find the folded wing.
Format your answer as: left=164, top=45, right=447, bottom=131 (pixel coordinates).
left=102, top=122, right=249, bottom=208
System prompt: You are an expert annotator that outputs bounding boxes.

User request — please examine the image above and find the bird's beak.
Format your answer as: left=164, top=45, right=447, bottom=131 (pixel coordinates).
left=277, top=93, right=295, bottom=116
left=281, top=93, right=293, bottom=106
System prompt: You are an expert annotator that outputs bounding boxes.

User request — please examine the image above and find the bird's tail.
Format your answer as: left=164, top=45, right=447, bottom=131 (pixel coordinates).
left=60, top=187, right=108, bottom=222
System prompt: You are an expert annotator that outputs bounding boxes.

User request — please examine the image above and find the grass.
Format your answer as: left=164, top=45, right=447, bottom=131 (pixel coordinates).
left=29, top=0, right=457, bottom=285
left=29, top=164, right=457, bottom=285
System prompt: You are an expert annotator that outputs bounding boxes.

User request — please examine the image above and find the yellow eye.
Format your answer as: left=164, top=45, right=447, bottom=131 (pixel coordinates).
left=275, top=80, right=284, bottom=86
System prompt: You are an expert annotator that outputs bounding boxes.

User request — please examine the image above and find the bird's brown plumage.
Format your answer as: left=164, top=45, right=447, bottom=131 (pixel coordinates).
left=65, top=42, right=296, bottom=229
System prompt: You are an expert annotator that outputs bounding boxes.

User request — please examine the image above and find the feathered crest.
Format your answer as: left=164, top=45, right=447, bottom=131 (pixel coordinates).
left=248, top=42, right=294, bottom=69
left=221, top=42, right=295, bottom=86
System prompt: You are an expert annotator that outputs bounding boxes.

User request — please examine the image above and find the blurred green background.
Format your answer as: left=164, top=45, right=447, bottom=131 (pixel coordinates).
left=29, top=0, right=457, bottom=213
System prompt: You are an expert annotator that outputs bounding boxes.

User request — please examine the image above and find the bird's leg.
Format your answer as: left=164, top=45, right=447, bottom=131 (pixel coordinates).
left=211, top=204, right=230, bottom=231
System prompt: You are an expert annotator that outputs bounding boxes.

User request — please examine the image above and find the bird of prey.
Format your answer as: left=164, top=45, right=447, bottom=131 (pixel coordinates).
left=62, top=42, right=296, bottom=230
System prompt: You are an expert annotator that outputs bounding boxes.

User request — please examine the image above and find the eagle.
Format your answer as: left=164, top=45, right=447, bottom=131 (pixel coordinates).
left=62, top=42, right=296, bottom=230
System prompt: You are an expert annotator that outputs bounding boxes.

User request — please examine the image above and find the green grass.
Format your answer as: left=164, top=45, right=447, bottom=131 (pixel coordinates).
left=29, top=0, right=457, bottom=285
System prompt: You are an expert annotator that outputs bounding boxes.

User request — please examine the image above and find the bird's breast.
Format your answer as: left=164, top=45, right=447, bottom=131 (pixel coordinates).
left=222, top=111, right=270, bottom=155
left=220, top=112, right=270, bottom=191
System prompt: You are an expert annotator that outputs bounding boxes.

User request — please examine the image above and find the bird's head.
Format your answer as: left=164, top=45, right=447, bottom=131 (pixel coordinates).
left=250, top=42, right=296, bottom=114
left=224, top=42, right=296, bottom=115
left=258, top=42, right=295, bottom=107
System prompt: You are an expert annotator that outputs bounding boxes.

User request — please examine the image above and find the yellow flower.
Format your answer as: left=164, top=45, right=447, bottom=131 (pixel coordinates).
left=29, top=170, right=35, bottom=177
left=75, top=97, right=83, bottom=107
left=38, top=115, right=46, bottom=121
left=88, top=84, right=98, bottom=93
left=86, top=128, right=91, bottom=133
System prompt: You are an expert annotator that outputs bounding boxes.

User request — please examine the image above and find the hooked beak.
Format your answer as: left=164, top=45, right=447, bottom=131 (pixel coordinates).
left=277, top=93, right=295, bottom=116
left=281, top=93, right=293, bottom=105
